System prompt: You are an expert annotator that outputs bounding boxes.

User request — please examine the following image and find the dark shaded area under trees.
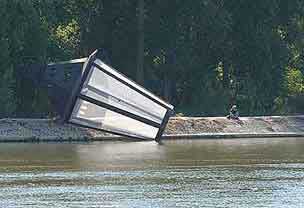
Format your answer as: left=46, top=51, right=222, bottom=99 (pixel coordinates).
left=0, top=0, right=304, bottom=118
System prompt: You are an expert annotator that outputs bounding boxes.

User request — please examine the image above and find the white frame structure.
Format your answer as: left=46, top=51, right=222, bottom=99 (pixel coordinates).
left=63, top=49, right=174, bottom=141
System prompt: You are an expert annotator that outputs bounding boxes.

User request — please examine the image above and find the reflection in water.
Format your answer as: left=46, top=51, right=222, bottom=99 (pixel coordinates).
left=76, top=141, right=165, bottom=170
left=0, top=138, right=304, bottom=207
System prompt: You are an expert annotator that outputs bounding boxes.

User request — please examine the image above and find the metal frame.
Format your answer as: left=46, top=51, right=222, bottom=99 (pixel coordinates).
left=155, top=109, right=173, bottom=142
left=63, top=49, right=174, bottom=141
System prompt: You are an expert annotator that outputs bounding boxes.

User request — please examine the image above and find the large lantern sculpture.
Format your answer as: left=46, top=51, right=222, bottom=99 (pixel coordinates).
left=57, top=49, right=174, bottom=141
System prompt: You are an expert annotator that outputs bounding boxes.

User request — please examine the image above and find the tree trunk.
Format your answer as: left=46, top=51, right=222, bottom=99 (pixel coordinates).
left=223, top=61, right=229, bottom=88
left=136, top=0, right=145, bottom=85
left=163, top=75, right=172, bottom=102
left=103, top=0, right=114, bottom=61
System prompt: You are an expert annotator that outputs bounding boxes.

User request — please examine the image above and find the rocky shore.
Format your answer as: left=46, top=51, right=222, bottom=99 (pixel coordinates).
left=0, top=116, right=304, bottom=142
left=164, top=116, right=304, bottom=139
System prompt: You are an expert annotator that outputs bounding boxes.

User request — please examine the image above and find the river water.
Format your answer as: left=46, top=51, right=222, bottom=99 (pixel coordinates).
left=1, top=138, right=304, bottom=207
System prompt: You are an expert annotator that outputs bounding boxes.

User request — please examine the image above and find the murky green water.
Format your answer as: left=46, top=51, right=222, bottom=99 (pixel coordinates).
left=1, top=138, right=304, bottom=207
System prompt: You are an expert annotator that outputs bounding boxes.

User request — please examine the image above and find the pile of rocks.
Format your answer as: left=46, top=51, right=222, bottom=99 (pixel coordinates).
left=0, top=119, right=113, bottom=141
left=165, top=116, right=304, bottom=135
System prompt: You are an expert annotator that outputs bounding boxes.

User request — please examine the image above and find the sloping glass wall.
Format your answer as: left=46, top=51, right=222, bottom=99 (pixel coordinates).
left=65, top=49, right=174, bottom=140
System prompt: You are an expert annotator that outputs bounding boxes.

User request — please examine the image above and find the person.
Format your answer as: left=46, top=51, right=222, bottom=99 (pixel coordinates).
left=227, top=105, right=239, bottom=120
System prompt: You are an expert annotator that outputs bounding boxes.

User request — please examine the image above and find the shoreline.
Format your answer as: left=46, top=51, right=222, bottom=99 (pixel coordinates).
left=0, top=116, right=303, bottom=142
left=1, top=133, right=304, bottom=143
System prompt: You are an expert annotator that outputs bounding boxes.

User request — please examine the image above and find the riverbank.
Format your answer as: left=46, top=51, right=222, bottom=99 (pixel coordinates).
left=164, top=116, right=304, bottom=139
left=0, top=116, right=303, bottom=142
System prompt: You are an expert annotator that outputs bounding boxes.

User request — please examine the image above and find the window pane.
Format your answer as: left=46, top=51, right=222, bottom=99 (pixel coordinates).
left=70, top=99, right=159, bottom=139
left=94, top=59, right=173, bottom=109
left=81, top=65, right=167, bottom=124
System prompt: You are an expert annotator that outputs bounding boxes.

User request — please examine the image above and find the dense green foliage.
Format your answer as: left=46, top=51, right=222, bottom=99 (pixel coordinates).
left=0, top=0, right=303, bottom=117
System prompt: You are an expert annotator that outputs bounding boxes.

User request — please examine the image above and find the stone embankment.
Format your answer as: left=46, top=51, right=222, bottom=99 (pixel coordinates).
left=0, top=116, right=304, bottom=142
left=164, top=116, right=304, bottom=139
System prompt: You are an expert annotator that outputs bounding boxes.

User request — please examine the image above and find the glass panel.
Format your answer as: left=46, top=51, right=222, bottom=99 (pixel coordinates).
left=94, top=59, right=173, bottom=109
left=81, top=65, right=167, bottom=124
left=70, top=99, right=159, bottom=139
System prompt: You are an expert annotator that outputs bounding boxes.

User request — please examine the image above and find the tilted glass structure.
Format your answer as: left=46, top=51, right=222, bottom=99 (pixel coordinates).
left=63, top=49, right=174, bottom=141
